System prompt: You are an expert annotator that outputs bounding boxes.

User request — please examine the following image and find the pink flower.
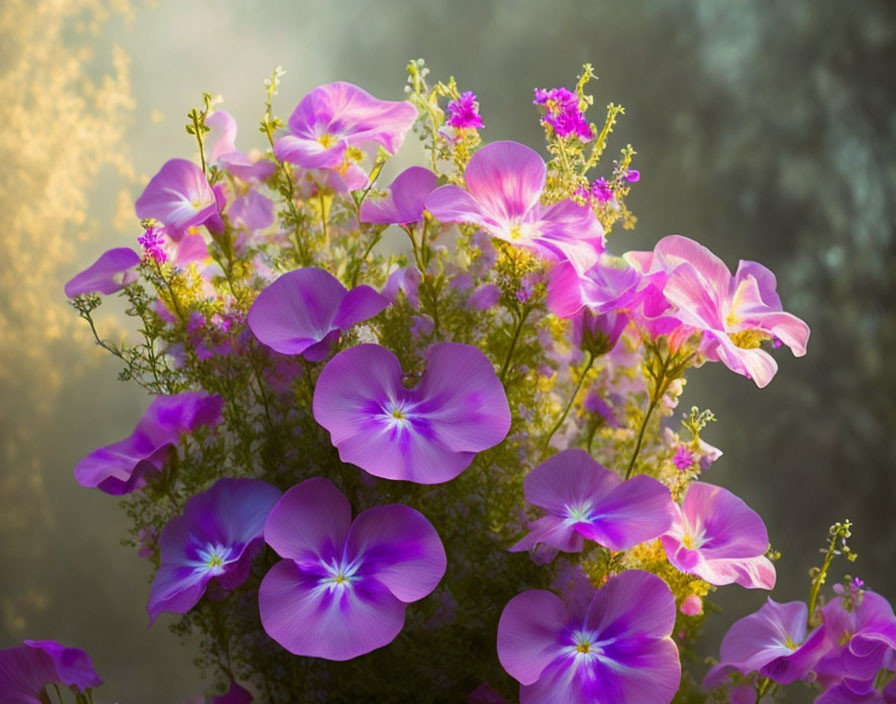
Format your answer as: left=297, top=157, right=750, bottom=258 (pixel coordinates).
left=446, top=91, right=484, bottom=130
left=625, top=235, right=810, bottom=387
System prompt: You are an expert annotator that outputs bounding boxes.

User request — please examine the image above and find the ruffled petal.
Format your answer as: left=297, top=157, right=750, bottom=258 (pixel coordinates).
left=497, top=590, right=567, bottom=685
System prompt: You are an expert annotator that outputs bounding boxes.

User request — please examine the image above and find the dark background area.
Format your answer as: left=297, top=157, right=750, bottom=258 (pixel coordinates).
left=1, top=1, right=893, bottom=701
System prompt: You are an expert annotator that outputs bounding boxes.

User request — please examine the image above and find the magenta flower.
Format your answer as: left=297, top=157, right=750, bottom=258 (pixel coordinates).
left=138, top=226, right=168, bottom=263
left=814, top=590, right=896, bottom=694
left=313, top=343, right=511, bottom=483
left=425, top=141, right=605, bottom=274
left=74, top=392, right=224, bottom=495
left=148, top=478, right=281, bottom=624
left=64, top=247, right=141, bottom=298
left=135, top=158, right=219, bottom=235
left=446, top=91, right=484, bottom=130
left=206, top=110, right=275, bottom=182
left=591, top=178, right=613, bottom=202
left=0, top=640, right=102, bottom=703
left=274, top=82, right=416, bottom=187
left=627, top=235, right=810, bottom=388
left=258, top=478, right=446, bottom=660
left=359, top=166, right=438, bottom=225
left=247, top=268, right=388, bottom=361
left=533, top=87, right=593, bottom=141
left=509, top=449, right=672, bottom=555
left=703, top=599, right=826, bottom=688
left=547, top=253, right=643, bottom=319
left=661, top=482, right=776, bottom=590
left=497, top=570, right=681, bottom=704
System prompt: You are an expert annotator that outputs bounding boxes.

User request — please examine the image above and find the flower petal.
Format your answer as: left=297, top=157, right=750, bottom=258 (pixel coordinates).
left=464, top=141, right=546, bottom=221
left=498, top=590, right=567, bottom=686
left=64, top=248, right=141, bottom=298
left=345, top=504, right=446, bottom=603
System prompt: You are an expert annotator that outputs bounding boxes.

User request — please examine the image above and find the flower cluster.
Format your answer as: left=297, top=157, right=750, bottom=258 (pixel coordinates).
left=41, top=61, right=892, bottom=703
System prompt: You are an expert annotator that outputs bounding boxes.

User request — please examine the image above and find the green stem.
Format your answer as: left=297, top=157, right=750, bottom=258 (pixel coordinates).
left=808, top=532, right=840, bottom=622
left=499, top=307, right=531, bottom=382
left=755, top=676, right=771, bottom=703
left=624, top=395, right=660, bottom=480
left=543, top=352, right=594, bottom=451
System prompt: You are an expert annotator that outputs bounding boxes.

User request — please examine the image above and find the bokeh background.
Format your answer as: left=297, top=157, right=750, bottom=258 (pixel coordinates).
left=1, top=1, right=893, bottom=701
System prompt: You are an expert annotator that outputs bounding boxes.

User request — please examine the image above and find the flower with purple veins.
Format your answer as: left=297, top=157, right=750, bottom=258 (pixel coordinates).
left=425, top=141, right=605, bottom=275
left=64, top=247, right=141, bottom=298
left=497, top=570, right=681, bottom=704
left=148, top=478, right=281, bottom=624
left=247, top=267, right=389, bottom=361
left=73, top=391, right=224, bottom=495
left=258, top=478, right=446, bottom=660
left=661, top=482, right=776, bottom=590
left=0, top=640, right=103, bottom=703
left=359, top=166, right=438, bottom=225
left=509, top=449, right=673, bottom=555
left=135, top=158, right=219, bottom=235
left=274, top=82, right=417, bottom=190
left=704, top=599, right=826, bottom=688
left=533, top=87, right=593, bottom=141
left=446, top=91, right=484, bottom=130
left=313, top=342, right=511, bottom=484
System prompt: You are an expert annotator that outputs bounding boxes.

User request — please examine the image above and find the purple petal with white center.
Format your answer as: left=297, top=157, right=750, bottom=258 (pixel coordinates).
left=258, top=559, right=406, bottom=661
left=313, top=343, right=510, bottom=483
left=64, top=247, right=141, bottom=298
left=135, top=158, right=218, bottom=232
left=74, top=392, right=224, bottom=494
left=248, top=268, right=386, bottom=358
left=264, top=478, right=352, bottom=563
left=360, top=166, right=438, bottom=224
left=512, top=449, right=672, bottom=553
left=661, top=482, right=776, bottom=589
left=345, top=504, right=446, bottom=603
left=705, top=598, right=825, bottom=686
left=147, top=478, right=281, bottom=623
left=258, top=479, right=444, bottom=661
left=499, top=571, right=680, bottom=704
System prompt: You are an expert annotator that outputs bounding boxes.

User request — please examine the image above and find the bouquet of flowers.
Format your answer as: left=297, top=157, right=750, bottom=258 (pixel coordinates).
left=5, top=61, right=893, bottom=703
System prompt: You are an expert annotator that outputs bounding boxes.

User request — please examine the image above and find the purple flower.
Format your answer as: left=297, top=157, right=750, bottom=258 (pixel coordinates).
left=625, top=169, right=641, bottom=183
left=138, top=226, right=168, bottom=263
left=64, top=247, right=141, bottom=298
left=468, top=284, right=501, bottom=310
left=814, top=590, right=896, bottom=694
left=206, top=110, right=276, bottom=182
left=0, top=640, right=102, bottom=703
left=359, top=166, right=438, bottom=225
left=74, top=392, right=224, bottom=495
left=547, top=253, right=643, bottom=319
left=704, top=599, right=826, bottom=688
left=672, top=445, right=694, bottom=470
left=274, top=82, right=416, bottom=187
left=228, top=190, right=275, bottom=233
left=591, top=178, right=614, bottom=202
left=135, top=158, right=219, bottom=235
left=446, top=91, right=484, bottom=130
left=661, top=482, right=776, bottom=590
left=148, top=478, right=281, bottom=624
left=572, top=309, right=629, bottom=355
left=497, top=570, right=681, bottom=704
left=509, top=449, right=672, bottom=555
left=533, top=87, right=593, bottom=141
left=381, top=266, right=421, bottom=307
left=313, top=343, right=511, bottom=484
left=247, top=268, right=388, bottom=361
left=425, top=141, right=605, bottom=274
left=258, top=478, right=446, bottom=660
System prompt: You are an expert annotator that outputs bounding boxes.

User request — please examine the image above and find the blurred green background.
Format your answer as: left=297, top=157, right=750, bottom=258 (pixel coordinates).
left=1, top=1, right=893, bottom=701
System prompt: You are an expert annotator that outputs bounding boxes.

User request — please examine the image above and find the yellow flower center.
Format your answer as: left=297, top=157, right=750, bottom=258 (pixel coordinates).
left=576, top=642, right=591, bottom=654
left=728, top=329, right=771, bottom=350
left=318, top=133, right=337, bottom=149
